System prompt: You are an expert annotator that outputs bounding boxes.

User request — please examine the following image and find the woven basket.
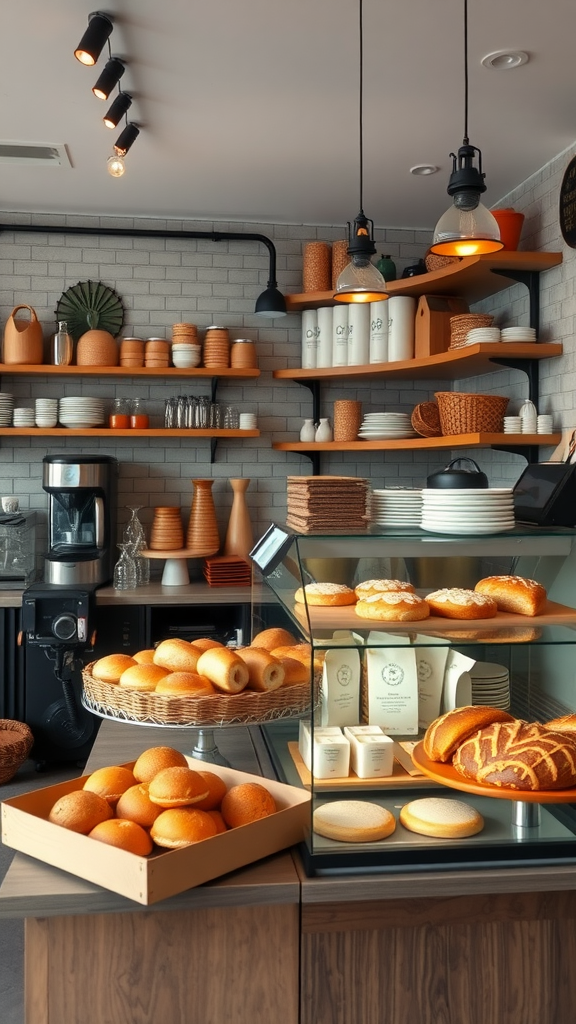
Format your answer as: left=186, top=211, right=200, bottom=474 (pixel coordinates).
left=424, top=252, right=462, bottom=273
left=0, top=719, right=34, bottom=784
left=411, top=402, right=442, bottom=437
left=449, top=313, right=494, bottom=349
left=434, top=392, right=509, bottom=435
left=82, top=664, right=319, bottom=727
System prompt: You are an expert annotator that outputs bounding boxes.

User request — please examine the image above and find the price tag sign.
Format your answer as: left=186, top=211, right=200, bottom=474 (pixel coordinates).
left=559, top=155, right=576, bottom=248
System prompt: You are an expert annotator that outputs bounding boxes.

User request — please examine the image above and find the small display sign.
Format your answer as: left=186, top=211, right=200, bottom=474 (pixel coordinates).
left=559, top=156, right=576, bottom=248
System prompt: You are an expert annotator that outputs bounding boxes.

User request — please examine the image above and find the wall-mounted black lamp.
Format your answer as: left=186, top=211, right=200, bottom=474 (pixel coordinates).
left=93, top=58, right=125, bottom=101
left=113, top=122, right=140, bottom=157
left=103, top=92, right=132, bottom=129
left=74, top=12, right=113, bottom=66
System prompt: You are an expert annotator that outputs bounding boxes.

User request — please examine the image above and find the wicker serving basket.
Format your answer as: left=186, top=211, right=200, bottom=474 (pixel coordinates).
left=0, top=720, right=34, bottom=784
left=424, top=252, right=462, bottom=273
left=434, top=392, right=509, bottom=435
left=411, top=401, right=442, bottom=438
left=82, top=664, right=319, bottom=727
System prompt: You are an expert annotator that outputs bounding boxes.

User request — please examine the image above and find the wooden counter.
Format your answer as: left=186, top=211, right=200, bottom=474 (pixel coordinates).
left=0, top=581, right=267, bottom=609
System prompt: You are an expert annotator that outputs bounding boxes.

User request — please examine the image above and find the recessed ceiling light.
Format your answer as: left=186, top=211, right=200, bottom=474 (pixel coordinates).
left=481, top=50, right=529, bottom=70
left=410, top=164, right=439, bottom=176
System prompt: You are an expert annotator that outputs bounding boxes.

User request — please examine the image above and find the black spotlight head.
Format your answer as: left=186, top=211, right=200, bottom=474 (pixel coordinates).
left=113, top=122, right=140, bottom=156
left=92, top=58, right=125, bottom=100
left=103, top=92, right=132, bottom=129
left=254, top=284, right=287, bottom=318
left=74, top=12, right=113, bottom=66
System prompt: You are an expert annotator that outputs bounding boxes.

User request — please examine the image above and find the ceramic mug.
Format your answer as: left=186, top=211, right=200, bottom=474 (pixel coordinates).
left=1, top=497, right=19, bottom=513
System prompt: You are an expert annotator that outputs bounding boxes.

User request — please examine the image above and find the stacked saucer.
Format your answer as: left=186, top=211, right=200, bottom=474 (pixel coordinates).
left=203, top=556, right=251, bottom=587
left=0, top=393, right=15, bottom=426
left=465, top=326, right=501, bottom=345
left=35, top=398, right=58, bottom=427
left=420, top=487, right=515, bottom=535
left=358, top=412, right=417, bottom=440
left=59, top=397, right=106, bottom=428
left=503, top=416, right=522, bottom=433
left=501, top=326, right=537, bottom=343
left=370, top=488, right=423, bottom=527
left=471, top=661, right=510, bottom=710
left=12, top=407, right=35, bottom=427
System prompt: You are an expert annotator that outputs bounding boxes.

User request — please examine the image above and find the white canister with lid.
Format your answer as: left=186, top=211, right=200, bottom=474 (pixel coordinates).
left=388, top=295, right=416, bottom=362
left=332, top=304, right=349, bottom=366
left=519, top=399, right=538, bottom=433
left=369, top=299, right=389, bottom=363
left=347, top=304, right=370, bottom=365
left=301, top=309, right=318, bottom=369
left=316, top=307, right=333, bottom=368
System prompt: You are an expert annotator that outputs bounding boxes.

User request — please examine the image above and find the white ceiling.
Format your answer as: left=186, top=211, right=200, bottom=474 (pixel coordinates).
left=1, top=0, right=576, bottom=231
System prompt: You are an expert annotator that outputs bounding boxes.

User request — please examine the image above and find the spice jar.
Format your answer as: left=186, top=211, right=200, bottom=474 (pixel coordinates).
left=230, top=338, right=257, bottom=369
left=130, top=398, right=149, bottom=429
left=109, top=397, right=130, bottom=429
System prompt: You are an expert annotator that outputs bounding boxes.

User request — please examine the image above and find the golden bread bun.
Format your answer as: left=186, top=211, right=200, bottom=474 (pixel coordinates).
left=453, top=720, right=576, bottom=791
left=251, top=626, right=298, bottom=651
left=133, top=745, right=189, bottom=783
left=153, top=638, right=200, bottom=673
left=236, top=647, right=285, bottom=692
left=355, top=592, right=430, bottom=621
left=272, top=644, right=324, bottom=672
left=474, top=575, right=547, bottom=617
left=150, top=807, right=218, bottom=848
left=544, top=713, right=576, bottom=735
left=294, top=583, right=357, bottom=606
left=92, top=653, right=137, bottom=684
left=132, top=649, right=156, bottom=665
left=354, top=579, right=415, bottom=599
left=48, top=790, right=114, bottom=833
left=423, top=705, right=515, bottom=763
left=194, top=770, right=228, bottom=810
left=207, top=809, right=228, bottom=833
left=83, top=765, right=136, bottom=806
left=195, top=647, right=250, bottom=694
left=148, top=766, right=210, bottom=807
left=154, top=672, right=216, bottom=696
left=88, top=817, right=153, bottom=856
left=115, top=783, right=162, bottom=827
left=118, top=663, right=169, bottom=691
left=399, top=797, right=484, bottom=838
left=190, top=638, right=225, bottom=652
left=278, top=655, right=309, bottom=686
left=313, top=800, right=396, bottom=843
left=425, top=588, right=497, bottom=620
left=220, top=782, right=277, bottom=828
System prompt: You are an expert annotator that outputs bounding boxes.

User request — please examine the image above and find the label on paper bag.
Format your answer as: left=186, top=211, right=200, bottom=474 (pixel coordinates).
left=415, top=635, right=449, bottom=730
left=441, top=649, right=476, bottom=713
left=365, top=634, right=418, bottom=734
left=320, top=631, right=361, bottom=727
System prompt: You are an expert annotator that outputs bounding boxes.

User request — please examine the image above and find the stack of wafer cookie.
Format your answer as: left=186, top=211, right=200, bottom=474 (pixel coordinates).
left=286, top=475, right=369, bottom=532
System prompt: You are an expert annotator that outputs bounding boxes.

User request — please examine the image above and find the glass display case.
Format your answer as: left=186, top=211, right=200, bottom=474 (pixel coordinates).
left=252, top=524, right=576, bottom=875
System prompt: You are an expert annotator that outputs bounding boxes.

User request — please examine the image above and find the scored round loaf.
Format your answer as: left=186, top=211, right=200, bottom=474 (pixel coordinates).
left=355, top=591, right=430, bottom=622
left=294, top=583, right=357, bottom=607
left=312, top=800, right=396, bottom=843
left=474, top=575, right=547, bottom=617
left=235, top=647, right=285, bottom=692
left=425, top=588, right=497, bottom=620
left=354, top=579, right=415, bottom=599
left=400, top=797, right=484, bottom=838
left=153, top=638, right=200, bottom=673
left=423, top=705, right=515, bottom=763
left=453, top=720, right=576, bottom=791
left=195, top=647, right=250, bottom=694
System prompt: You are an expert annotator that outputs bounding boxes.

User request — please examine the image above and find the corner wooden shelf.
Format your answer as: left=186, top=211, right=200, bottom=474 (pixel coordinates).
left=273, top=432, right=560, bottom=454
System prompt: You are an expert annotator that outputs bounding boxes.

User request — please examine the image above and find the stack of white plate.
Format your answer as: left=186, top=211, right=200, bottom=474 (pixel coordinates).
left=0, top=393, right=15, bottom=426
left=501, top=326, right=537, bottom=343
left=420, top=487, right=515, bottom=535
left=59, top=397, right=106, bottom=428
left=12, top=407, right=35, bottom=427
left=358, top=412, right=417, bottom=441
left=370, top=488, right=423, bottom=527
left=35, top=398, right=59, bottom=427
left=465, top=326, right=501, bottom=345
left=471, top=661, right=510, bottom=710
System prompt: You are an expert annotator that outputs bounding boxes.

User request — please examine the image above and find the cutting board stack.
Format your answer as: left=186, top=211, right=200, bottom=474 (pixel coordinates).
left=286, top=475, right=369, bottom=532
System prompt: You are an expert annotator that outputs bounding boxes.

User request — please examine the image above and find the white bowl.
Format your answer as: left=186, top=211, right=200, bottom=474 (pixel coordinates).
left=172, top=352, right=202, bottom=368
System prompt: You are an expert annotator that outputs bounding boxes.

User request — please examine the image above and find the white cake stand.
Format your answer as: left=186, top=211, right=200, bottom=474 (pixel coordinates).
left=142, top=546, right=218, bottom=586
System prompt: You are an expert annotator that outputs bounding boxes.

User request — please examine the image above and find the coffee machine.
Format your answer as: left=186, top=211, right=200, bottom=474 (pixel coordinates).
left=42, top=455, right=118, bottom=586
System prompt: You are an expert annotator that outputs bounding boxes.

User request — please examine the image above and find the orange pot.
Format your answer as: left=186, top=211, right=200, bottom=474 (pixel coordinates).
left=3, top=305, right=44, bottom=364
left=491, top=208, right=525, bottom=251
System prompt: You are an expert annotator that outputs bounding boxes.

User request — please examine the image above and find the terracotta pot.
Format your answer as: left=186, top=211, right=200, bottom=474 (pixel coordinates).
left=3, top=305, right=44, bottom=365
left=77, top=329, right=119, bottom=366
left=186, top=479, right=220, bottom=554
left=491, top=208, right=525, bottom=251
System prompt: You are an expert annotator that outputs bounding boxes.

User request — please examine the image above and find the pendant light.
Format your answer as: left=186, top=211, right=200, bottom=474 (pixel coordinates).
left=334, top=0, right=388, bottom=303
left=74, top=12, right=113, bottom=66
left=431, top=0, right=503, bottom=257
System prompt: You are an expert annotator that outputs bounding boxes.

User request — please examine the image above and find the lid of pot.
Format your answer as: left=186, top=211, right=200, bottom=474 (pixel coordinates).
left=426, top=457, right=489, bottom=489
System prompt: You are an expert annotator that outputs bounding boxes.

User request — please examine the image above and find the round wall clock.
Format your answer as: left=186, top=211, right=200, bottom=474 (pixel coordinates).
left=559, top=155, right=576, bottom=248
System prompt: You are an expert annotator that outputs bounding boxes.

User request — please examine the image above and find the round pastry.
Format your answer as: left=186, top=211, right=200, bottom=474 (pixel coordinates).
left=153, top=638, right=200, bottom=673
left=132, top=649, right=156, bottom=665
left=148, top=766, right=210, bottom=808
left=48, top=789, right=114, bottom=834
left=150, top=807, right=218, bottom=848
left=88, top=817, right=153, bottom=856
left=474, top=575, right=547, bottom=617
left=355, top=591, right=430, bottom=621
left=277, top=656, right=309, bottom=686
left=154, top=672, right=216, bottom=697
left=91, top=653, right=137, bottom=684
left=220, top=782, right=277, bottom=828
left=423, top=705, right=515, bottom=763
left=354, top=579, right=415, bottom=599
left=115, top=783, right=162, bottom=827
left=191, top=638, right=225, bottom=652
left=312, top=800, right=396, bottom=843
left=425, top=588, right=497, bottom=620
left=83, top=765, right=136, bottom=806
left=399, top=797, right=484, bottom=838
left=294, top=583, right=357, bottom=607
left=235, top=647, right=285, bottom=692
left=132, top=745, right=189, bottom=783
left=251, top=626, right=298, bottom=651
left=453, top=719, right=576, bottom=791
left=194, top=771, right=228, bottom=811
left=118, top=663, right=170, bottom=691
left=195, top=647, right=250, bottom=694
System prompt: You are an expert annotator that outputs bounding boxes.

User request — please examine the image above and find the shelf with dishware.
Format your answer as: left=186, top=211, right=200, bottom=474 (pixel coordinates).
left=272, top=432, right=560, bottom=455
left=0, top=364, right=260, bottom=380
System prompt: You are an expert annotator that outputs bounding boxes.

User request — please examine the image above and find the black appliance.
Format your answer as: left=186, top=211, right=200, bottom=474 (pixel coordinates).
left=513, top=462, right=576, bottom=527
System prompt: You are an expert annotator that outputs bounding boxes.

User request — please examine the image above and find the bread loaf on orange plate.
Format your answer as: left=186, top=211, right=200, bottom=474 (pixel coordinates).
left=453, top=719, right=576, bottom=790
left=235, top=647, right=285, bottom=692
left=474, top=575, right=547, bottom=617
left=423, top=705, right=515, bottom=763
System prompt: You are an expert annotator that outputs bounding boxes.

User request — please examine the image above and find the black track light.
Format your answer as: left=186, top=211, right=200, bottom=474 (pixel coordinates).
left=74, top=12, right=113, bottom=66
left=92, top=58, right=125, bottom=101
left=113, top=122, right=140, bottom=157
left=103, top=92, right=132, bottom=129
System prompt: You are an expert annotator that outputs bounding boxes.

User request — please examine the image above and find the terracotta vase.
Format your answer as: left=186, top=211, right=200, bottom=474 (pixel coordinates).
left=186, top=479, right=220, bottom=554
left=223, top=478, right=253, bottom=559
left=491, top=208, right=525, bottom=251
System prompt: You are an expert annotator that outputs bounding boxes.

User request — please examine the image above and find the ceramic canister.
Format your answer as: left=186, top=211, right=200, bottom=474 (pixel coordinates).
left=332, top=304, right=349, bottom=366
left=387, top=296, right=416, bottom=362
left=316, top=307, right=333, bottom=368
left=347, top=304, right=370, bottom=365
left=301, top=309, right=318, bottom=369
left=370, top=299, right=389, bottom=363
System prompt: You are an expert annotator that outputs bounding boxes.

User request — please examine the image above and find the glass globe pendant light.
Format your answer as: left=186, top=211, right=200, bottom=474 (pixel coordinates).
left=430, top=0, right=503, bottom=257
left=334, top=0, right=388, bottom=303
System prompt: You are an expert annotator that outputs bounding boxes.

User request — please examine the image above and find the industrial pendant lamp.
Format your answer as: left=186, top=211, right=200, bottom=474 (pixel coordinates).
left=334, top=0, right=387, bottom=303
left=431, top=0, right=503, bottom=257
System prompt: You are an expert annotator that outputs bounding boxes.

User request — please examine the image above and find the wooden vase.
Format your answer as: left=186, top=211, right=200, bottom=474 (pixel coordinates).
left=186, top=479, right=220, bottom=554
left=223, top=478, right=253, bottom=559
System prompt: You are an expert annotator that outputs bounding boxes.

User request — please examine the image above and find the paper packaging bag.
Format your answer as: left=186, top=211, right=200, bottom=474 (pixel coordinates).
left=441, top=649, right=476, bottom=713
left=364, top=632, right=418, bottom=734
left=415, top=636, right=449, bottom=730
left=319, top=631, right=361, bottom=727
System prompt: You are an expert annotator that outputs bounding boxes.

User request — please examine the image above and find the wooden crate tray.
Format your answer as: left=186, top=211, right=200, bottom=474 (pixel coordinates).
left=288, top=741, right=441, bottom=793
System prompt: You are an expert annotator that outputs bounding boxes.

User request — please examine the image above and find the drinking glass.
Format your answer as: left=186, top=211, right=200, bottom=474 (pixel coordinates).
left=113, top=543, right=138, bottom=590
left=224, top=405, right=240, bottom=429
left=123, top=506, right=149, bottom=586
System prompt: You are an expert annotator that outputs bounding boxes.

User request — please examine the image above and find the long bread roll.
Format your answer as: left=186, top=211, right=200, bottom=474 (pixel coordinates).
left=195, top=647, right=250, bottom=694
left=235, top=647, right=285, bottom=692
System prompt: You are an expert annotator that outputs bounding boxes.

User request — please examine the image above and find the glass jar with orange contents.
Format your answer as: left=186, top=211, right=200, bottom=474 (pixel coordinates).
left=130, top=398, right=149, bottom=429
left=109, top=397, right=130, bottom=429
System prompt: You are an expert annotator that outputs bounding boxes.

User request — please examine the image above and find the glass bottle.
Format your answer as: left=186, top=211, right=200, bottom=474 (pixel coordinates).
left=130, top=397, right=149, bottom=428
left=113, top=543, right=138, bottom=590
left=123, top=505, right=150, bottom=586
left=51, top=320, right=73, bottom=366
left=109, top=397, right=130, bottom=429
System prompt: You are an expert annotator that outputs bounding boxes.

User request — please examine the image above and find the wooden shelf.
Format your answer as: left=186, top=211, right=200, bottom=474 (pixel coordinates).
left=0, top=365, right=260, bottom=379
left=0, top=428, right=260, bottom=438
left=284, top=251, right=563, bottom=309
left=273, top=432, right=560, bottom=454
left=273, top=343, right=562, bottom=384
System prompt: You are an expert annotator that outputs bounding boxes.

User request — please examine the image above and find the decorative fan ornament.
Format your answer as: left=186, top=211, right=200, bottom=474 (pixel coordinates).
left=55, top=280, right=124, bottom=340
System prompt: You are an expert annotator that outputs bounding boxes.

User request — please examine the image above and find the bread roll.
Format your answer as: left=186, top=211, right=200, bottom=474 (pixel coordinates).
left=400, top=797, right=484, bottom=838
left=220, top=782, right=277, bottom=827
left=92, top=653, right=136, bottom=684
left=148, top=766, right=210, bottom=807
left=251, top=626, right=298, bottom=651
left=153, top=638, right=200, bottom=673
left=115, top=784, right=162, bottom=827
left=235, top=647, right=285, bottom=692
left=195, top=647, right=250, bottom=694
left=48, top=790, right=114, bottom=834
left=312, top=800, right=396, bottom=842
left=425, top=588, right=497, bottom=620
left=278, top=655, right=309, bottom=686
left=271, top=643, right=325, bottom=673
left=354, top=579, right=415, bottom=599
left=544, top=713, right=576, bottom=736
left=294, top=583, right=357, bottom=606
left=191, top=638, right=225, bottom=652
left=194, top=771, right=228, bottom=811
left=118, top=663, right=169, bottom=691
left=132, top=649, right=156, bottom=665
left=474, top=575, right=547, bottom=617
left=150, top=807, right=218, bottom=848
left=133, top=745, right=188, bottom=783
left=83, top=765, right=136, bottom=806
left=89, top=818, right=153, bottom=856
left=423, top=705, right=515, bottom=763
left=355, top=591, right=430, bottom=621
left=154, top=672, right=216, bottom=697
left=453, top=720, right=576, bottom=790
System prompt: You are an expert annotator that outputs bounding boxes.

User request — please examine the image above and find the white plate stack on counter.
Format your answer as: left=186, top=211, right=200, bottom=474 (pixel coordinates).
left=420, top=487, right=515, bottom=535
left=369, top=488, right=423, bottom=527
left=470, top=661, right=511, bottom=710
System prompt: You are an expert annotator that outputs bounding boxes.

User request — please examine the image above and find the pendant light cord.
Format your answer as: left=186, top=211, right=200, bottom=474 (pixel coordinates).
left=358, top=0, right=364, bottom=213
left=463, top=0, right=469, bottom=145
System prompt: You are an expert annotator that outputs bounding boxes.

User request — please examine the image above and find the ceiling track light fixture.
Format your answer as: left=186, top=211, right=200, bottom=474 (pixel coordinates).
left=103, top=91, right=132, bottom=129
left=334, top=0, right=388, bottom=303
left=431, top=0, right=503, bottom=257
left=93, top=57, right=125, bottom=100
left=74, top=11, right=113, bottom=66
left=113, top=121, right=140, bottom=157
